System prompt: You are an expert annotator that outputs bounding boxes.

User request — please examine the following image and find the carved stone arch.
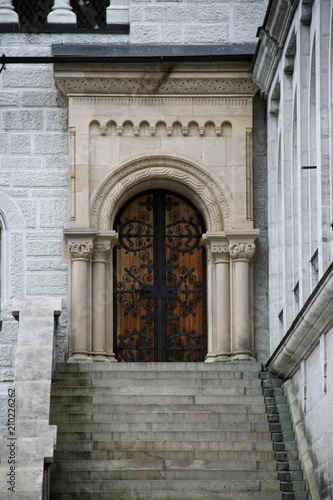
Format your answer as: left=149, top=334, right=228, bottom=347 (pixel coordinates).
left=90, top=154, right=232, bottom=232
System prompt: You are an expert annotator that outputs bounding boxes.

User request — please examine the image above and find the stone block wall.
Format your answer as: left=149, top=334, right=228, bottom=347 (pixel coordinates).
left=292, top=326, right=333, bottom=499
left=129, top=0, right=266, bottom=44
left=0, top=1, right=269, bottom=409
left=252, top=94, right=268, bottom=363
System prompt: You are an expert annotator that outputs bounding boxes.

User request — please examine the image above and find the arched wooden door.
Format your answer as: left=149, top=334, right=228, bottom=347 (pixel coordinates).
left=114, top=190, right=207, bottom=362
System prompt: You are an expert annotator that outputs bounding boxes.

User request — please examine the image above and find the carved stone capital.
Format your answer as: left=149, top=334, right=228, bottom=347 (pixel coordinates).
left=228, top=242, right=256, bottom=261
left=202, top=232, right=229, bottom=263
left=69, top=242, right=94, bottom=260
left=93, top=242, right=111, bottom=261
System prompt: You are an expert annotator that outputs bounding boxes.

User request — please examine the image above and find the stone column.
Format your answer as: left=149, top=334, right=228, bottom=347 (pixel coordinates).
left=47, top=0, right=76, bottom=24
left=65, top=230, right=97, bottom=362
left=202, top=232, right=231, bottom=362
left=0, top=0, right=18, bottom=23
left=92, top=232, right=118, bottom=362
left=227, top=230, right=259, bottom=360
left=107, top=0, right=129, bottom=25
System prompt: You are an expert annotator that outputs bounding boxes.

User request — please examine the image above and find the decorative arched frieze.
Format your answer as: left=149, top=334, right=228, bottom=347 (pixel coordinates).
left=90, top=155, right=232, bottom=232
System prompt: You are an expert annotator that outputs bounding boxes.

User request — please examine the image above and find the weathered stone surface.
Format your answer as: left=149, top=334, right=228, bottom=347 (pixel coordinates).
left=183, top=24, right=229, bottom=44
left=16, top=199, right=36, bottom=228
left=166, top=5, right=196, bottom=22
left=198, top=5, right=229, bottom=22
left=130, top=24, right=159, bottom=43
left=45, top=109, right=68, bottom=131
left=0, top=133, right=8, bottom=153
left=26, top=240, right=63, bottom=257
left=1, top=156, right=42, bottom=169
left=0, top=91, right=18, bottom=106
left=0, top=346, right=13, bottom=366
left=22, top=90, right=66, bottom=108
left=13, top=170, right=67, bottom=187
left=27, top=259, right=67, bottom=272
left=2, top=66, right=53, bottom=88
left=39, top=199, right=68, bottom=228
left=3, top=110, right=43, bottom=130
left=144, top=6, right=165, bottom=21
left=0, top=172, right=10, bottom=186
left=34, top=134, right=68, bottom=154
left=10, top=134, right=31, bottom=154
left=26, top=273, right=67, bottom=295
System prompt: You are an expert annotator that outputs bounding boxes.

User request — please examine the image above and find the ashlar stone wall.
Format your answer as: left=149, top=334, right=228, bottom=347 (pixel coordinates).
left=0, top=0, right=269, bottom=420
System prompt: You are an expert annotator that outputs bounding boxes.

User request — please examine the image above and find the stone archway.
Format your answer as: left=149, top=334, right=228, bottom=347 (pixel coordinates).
left=65, top=155, right=259, bottom=363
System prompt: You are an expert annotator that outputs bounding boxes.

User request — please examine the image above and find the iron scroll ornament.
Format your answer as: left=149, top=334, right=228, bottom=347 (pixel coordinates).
left=114, top=191, right=207, bottom=362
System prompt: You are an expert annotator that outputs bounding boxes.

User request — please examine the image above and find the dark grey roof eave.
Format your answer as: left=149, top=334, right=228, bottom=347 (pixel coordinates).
left=51, top=43, right=257, bottom=62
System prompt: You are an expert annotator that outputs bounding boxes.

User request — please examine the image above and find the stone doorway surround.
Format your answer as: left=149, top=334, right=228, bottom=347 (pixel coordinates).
left=55, top=60, right=260, bottom=363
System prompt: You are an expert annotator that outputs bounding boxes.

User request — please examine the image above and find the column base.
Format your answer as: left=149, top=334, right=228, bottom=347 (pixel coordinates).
left=231, top=352, right=255, bottom=361
left=215, top=353, right=231, bottom=362
left=204, top=353, right=217, bottom=363
left=67, top=353, right=94, bottom=363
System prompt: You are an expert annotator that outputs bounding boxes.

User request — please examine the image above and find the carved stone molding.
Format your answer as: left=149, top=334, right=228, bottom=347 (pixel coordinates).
left=90, top=155, right=232, bottom=231
left=68, top=242, right=94, bottom=259
left=229, top=242, right=256, bottom=261
left=56, top=77, right=258, bottom=97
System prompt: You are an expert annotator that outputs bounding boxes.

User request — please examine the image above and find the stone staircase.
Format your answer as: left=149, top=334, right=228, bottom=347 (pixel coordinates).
left=261, top=371, right=308, bottom=499
left=49, top=362, right=284, bottom=500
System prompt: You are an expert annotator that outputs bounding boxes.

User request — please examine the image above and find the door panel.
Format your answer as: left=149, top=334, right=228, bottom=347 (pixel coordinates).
left=114, top=190, right=206, bottom=362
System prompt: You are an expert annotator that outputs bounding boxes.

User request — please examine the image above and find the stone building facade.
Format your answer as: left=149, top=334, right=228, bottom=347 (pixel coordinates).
left=0, top=0, right=332, bottom=498
left=252, top=0, right=333, bottom=497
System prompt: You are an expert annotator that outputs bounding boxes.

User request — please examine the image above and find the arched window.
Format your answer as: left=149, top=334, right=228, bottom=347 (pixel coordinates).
left=113, top=190, right=207, bottom=362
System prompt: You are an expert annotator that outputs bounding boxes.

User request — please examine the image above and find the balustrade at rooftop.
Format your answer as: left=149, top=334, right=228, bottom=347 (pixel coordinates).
left=0, top=0, right=129, bottom=33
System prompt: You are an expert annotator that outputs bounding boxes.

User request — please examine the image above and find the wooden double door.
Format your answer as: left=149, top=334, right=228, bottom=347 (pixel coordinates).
left=114, top=190, right=207, bottom=362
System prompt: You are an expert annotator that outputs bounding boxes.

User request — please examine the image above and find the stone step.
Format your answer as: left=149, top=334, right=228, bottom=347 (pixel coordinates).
left=50, top=385, right=263, bottom=397
left=54, top=449, right=277, bottom=462
left=271, top=431, right=295, bottom=443
left=276, top=458, right=302, bottom=471
left=278, top=471, right=304, bottom=482
left=51, top=469, right=280, bottom=481
left=51, top=393, right=266, bottom=406
left=275, top=452, right=300, bottom=463
left=273, top=441, right=298, bottom=452
left=263, top=388, right=285, bottom=397
left=54, top=420, right=270, bottom=433
left=280, top=480, right=306, bottom=492
left=55, top=361, right=262, bottom=372
left=267, top=413, right=291, bottom=423
left=261, top=378, right=285, bottom=388
left=56, top=438, right=275, bottom=453
left=266, top=404, right=290, bottom=414
left=52, top=376, right=262, bottom=387
left=269, top=422, right=294, bottom=432
left=50, top=478, right=281, bottom=493
left=50, top=491, right=283, bottom=500
left=50, top=402, right=267, bottom=414
left=281, top=492, right=307, bottom=500
left=265, top=396, right=288, bottom=405
left=51, top=459, right=278, bottom=472
left=56, top=429, right=273, bottom=443
left=51, top=410, right=269, bottom=424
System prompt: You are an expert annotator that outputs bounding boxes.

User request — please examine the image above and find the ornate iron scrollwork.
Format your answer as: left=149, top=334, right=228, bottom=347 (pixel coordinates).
left=114, top=190, right=206, bottom=362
